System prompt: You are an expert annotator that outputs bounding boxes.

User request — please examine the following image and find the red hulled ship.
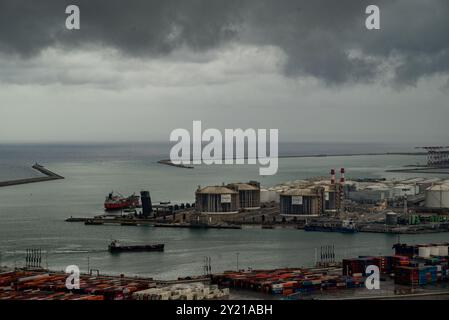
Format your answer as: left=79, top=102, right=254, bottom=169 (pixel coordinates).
left=104, top=192, right=140, bottom=211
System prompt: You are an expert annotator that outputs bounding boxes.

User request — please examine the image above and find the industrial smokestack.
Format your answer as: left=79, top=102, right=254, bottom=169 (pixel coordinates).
left=330, top=169, right=336, bottom=184
left=340, top=168, right=345, bottom=184
left=140, top=191, right=153, bottom=217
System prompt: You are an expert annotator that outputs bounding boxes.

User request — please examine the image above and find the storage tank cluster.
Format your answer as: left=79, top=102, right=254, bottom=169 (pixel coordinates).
left=265, top=169, right=346, bottom=216
left=418, top=245, right=449, bottom=258
left=392, top=184, right=420, bottom=197
left=348, top=183, right=391, bottom=203
left=346, top=178, right=440, bottom=204
left=195, top=181, right=261, bottom=214
left=425, top=183, right=449, bottom=209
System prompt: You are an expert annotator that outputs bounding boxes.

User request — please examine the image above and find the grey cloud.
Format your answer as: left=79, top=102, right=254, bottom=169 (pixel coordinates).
left=0, top=0, right=448, bottom=85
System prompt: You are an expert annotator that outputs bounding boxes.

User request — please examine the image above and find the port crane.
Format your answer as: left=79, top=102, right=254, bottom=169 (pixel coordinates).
left=415, top=146, right=449, bottom=167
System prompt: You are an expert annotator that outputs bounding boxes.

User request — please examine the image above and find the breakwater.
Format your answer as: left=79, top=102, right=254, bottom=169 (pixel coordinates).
left=0, top=163, right=64, bottom=187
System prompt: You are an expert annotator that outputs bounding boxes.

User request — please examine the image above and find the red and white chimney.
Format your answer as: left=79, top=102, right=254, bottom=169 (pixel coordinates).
left=330, top=169, right=336, bottom=184
left=340, top=168, right=345, bottom=184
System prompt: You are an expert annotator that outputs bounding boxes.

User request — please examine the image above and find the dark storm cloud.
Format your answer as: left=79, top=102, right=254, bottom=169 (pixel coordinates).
left=0, top=0, right=241, bottom=56
left=0, top=0, right=448, bottom=85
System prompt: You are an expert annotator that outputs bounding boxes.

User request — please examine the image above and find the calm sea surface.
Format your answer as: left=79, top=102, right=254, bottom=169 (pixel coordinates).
left=0, top=142, right=447, bottom=279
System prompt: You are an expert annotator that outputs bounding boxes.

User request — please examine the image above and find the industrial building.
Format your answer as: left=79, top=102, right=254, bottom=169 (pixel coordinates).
left=279, top=186, right=325, bottom=216
left=323, top=184, right=344, bottom=212
left=195, top=186, right=239, bottom=214
left=227, top=181, right=261, bottom=209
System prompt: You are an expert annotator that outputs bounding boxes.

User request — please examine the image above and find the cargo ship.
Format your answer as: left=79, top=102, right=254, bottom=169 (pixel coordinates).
left=108, top=240, right=164, bottom=253
left=104, top=192, right=140, bottom=211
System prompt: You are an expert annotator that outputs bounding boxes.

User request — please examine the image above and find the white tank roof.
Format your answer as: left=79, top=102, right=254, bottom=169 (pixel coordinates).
left=393, top=184, right=414, bottom=189
left=427, top=184, right=449, bottom=191
left=365, top=184, right=389, bottom=190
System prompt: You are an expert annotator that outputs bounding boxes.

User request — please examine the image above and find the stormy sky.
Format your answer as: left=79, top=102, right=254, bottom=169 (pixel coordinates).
left=0, top=0, right=448, bottom=143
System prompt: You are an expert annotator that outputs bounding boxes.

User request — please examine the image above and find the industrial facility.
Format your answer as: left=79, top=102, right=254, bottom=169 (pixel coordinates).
left=345, top=177, right=449, bottom=210
left=68, top=167, right=449, bottom=232
left=195, top=169, right=347, bottom=217
left=263, top=168, right=346, bottom=217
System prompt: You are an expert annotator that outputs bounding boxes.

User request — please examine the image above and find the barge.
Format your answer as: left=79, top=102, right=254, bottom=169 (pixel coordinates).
left=108, top=240, right=164, bottom=253
left=304, top=220, right=357, bottom=233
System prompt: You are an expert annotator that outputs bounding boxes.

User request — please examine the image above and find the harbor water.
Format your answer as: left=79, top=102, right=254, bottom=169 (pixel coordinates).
left=0, top=142, right=448, bottom=280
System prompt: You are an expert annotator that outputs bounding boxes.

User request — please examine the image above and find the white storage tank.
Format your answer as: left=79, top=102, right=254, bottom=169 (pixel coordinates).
left=270, top=188, right=282, bottom=203
left=430, top=246, right=440, bottom=256
left=438, top=245, right=449, bottom=256
left=393, top=184, right=418, bottom=197
left=425, top=184, right=449, bottom=208
left=418, top=246, right=431, bottom=258
left=260, top=188, right=270, bottom=203
left=261, top=188, right=280, bottom=203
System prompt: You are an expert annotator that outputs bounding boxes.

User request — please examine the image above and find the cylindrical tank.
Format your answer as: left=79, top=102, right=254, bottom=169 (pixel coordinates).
left=430, top=246, right=440, bottom=256
left=437, top=246, right=448, bottom=256
left=425, top=184, right=449, bottom=208
left=385, top=212, right=398, bottom=225
left=260, top=189, right=270, bottom=203
left=418, top=246, right=431, bottom=258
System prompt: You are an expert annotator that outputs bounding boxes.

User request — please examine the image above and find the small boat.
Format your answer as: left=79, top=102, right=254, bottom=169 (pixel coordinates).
left=108, top=240, right=164, bottom=253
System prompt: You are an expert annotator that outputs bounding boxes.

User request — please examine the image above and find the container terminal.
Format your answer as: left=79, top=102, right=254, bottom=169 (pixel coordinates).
left=66, top=168, right=449, bottom=234
left=1, top=242, right=449, bottom=300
